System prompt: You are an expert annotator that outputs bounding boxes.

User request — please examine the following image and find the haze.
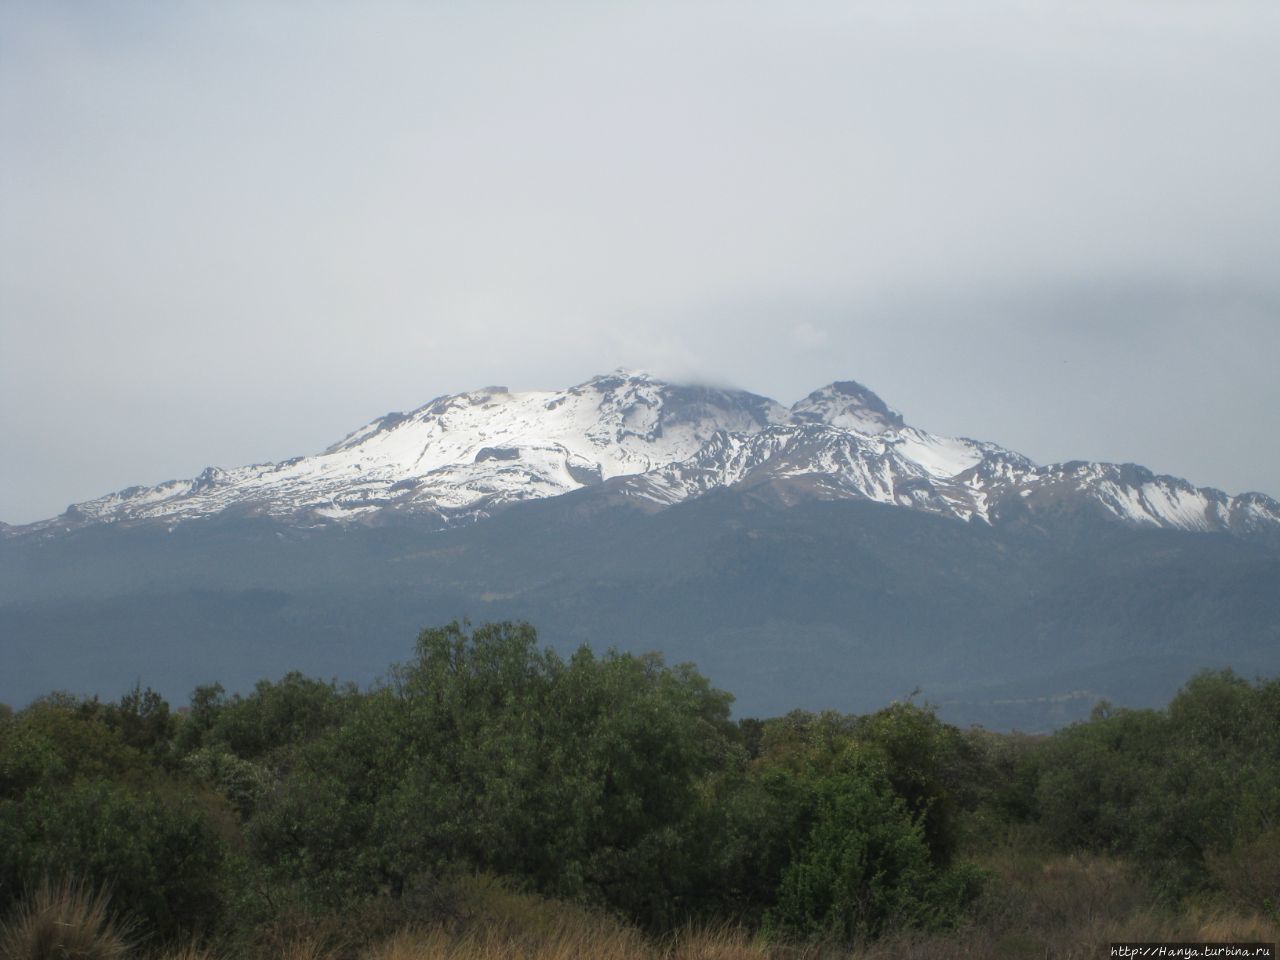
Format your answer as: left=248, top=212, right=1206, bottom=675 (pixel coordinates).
left=3, top=1, right=1278, bottom=525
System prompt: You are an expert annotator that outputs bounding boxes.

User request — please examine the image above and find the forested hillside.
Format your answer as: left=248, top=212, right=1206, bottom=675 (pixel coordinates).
left=5, top=493, right=1279, bottom=731
left=3, top=622, right=1279, bottom=959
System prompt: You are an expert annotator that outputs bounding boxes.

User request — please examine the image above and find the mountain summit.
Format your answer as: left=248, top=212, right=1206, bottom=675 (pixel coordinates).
left=790, top=380, right=905, bottom=434
left=12, top=370, right=1279, bottom=541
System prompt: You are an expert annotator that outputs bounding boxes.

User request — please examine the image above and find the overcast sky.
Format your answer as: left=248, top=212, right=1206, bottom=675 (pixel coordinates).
left=2, top=1, right=1278, bottom=524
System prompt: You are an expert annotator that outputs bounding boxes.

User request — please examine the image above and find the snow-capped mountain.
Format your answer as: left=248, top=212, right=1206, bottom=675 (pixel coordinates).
left=623, top=425, right=1280, bottom=537
left=30, top=372, right=787, bottom=531
left=12, top=370, right=1280, bottom=539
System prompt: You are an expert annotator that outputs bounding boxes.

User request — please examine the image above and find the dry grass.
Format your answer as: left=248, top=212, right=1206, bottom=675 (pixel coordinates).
left=9, top=855, right=1277, bottom=960
left=346, top=888, right=832, bottom=960
left=153, top=944, right=219, bottom=960
left=274, top=937, right=335, bottom=960
left=1183, top=903, right=1280, bottom=943
left=665, top=924, right=768, bottom=960
left=845, top=841, right=1280, bottom=960
left=259, top=868, right=1280, bottom=960
left=1206, top=826, right=1280, bottom=914
left=358, top=921, right=816, bottom=960
left=0, top=879, right=133, bottom=960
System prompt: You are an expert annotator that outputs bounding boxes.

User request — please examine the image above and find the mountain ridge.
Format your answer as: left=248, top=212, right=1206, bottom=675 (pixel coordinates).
left=9, top=369, right=1279, bottom=542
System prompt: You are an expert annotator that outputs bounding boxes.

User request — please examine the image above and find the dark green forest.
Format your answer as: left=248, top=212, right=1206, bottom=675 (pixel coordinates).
left=3, top=622, right=1279, bottom=959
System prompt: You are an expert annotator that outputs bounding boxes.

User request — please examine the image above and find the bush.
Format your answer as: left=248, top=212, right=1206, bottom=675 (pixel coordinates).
left=179, top=674, right=356, bottom=762
left=0, top=699, right=149, bottom=799
left=1032, top=708, right=1167, bottom=854
left=1018, top=671, right=1280, bottom=900
left=853, top=702, right=981, bottom=866
left=241, top=623, right=740, bottom=928
left=764, top=750, right=981, bottom=942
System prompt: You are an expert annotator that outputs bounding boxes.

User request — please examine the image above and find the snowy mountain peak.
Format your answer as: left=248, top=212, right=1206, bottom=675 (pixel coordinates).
left=580, top=367, right=653, bottom=385
left=789, top=380, right=905, bottom=434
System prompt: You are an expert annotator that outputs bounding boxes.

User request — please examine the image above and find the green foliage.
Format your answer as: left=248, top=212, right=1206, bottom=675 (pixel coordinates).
left=0, top=693, right=235, bottom=945
left=851, top=702, right=979, bottom=866
left=764, top=752, right=937, bottom=940
left=174, top=683, right=228, bottom=755
left=1032, top=707, right=1168, bottom=853
left=103, top=684, right=176, bottom=759
left=724, top=707, right=990, bottom=942
left=0, top=781, right=229, bottom=942
left=696, top=758, right=800, bottom=924
left=182, top=746, right=273, bottom=818
left=13, top=623, right=1280, bottom=949
left=243, top=622, right=738, bottom=927
left=0, top=698, right=150, bottom=798
left=1018, top=670, right=1280, bottom=900
left=544, top=647, right=736, bottom=924
left=177, top=673, right=356, bottom=761
left=701, top=700, right=995, bottom=943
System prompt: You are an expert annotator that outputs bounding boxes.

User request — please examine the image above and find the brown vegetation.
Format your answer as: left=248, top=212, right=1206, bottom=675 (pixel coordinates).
left=0, top=880, right=132, bottom=960
left=5, top=858, right=1277, bottom=960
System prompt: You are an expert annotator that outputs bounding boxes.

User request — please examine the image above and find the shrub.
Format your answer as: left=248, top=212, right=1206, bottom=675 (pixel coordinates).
left=182, top=674, right=356, bottom=762
left=0, top=700, right=148, bottom=799
left=245, top=623, right=739, bottom=928
left=853, top=702, right=981, bottom=866
left=764, top=751, right=978, bottom=942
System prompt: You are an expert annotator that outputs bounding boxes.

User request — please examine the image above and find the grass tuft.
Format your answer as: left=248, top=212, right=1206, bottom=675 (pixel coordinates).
left=0, top=879, right=132, bottom=960
left=153, top=943, right=220, bottom=960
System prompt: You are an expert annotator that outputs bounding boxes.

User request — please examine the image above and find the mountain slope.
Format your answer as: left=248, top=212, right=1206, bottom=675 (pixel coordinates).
left=35, top=373, right=786, bottom=530
left=3, top=487, right=1278, bottom=728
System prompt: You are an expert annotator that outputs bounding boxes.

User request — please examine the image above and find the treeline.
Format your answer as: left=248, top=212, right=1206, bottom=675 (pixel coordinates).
left=2, top=622, right=1279, bottom=957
